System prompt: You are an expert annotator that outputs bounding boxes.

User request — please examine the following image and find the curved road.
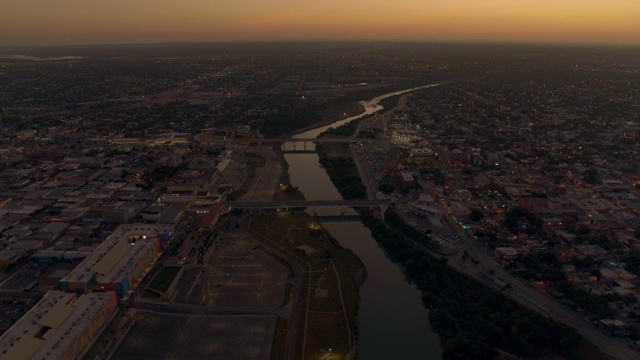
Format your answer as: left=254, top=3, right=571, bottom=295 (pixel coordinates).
left=245, top=216, right=306, bottom=360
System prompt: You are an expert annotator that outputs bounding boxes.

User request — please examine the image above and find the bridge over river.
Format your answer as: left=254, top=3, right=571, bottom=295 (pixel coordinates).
left=245, top=137, right=367, bottom=143
left=225, top=199, right=390, bottom=209
left=236, top=137, right=380, bottom=153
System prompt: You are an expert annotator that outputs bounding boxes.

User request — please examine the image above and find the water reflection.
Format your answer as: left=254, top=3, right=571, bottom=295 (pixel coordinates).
left=323, top=222, right=442, bottom=360
left=284, top=83, right=444, bottom=358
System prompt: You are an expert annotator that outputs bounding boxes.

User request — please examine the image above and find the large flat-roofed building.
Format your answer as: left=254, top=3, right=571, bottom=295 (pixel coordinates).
left=166, top=169, right=218, bottom=197
left=96, top=237, right=159, bottom=296
left=0, top=291, right=117, bottom=360
left=412, top=203, right=442, bottom=219
left=59, top=224, right=173, bottom=297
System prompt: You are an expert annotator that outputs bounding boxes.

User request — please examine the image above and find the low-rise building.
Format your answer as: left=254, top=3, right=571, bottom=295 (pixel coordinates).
left=59, top=224, right=172, bottom=297
left=0, top=291, right=117, bottom=360
left=494, top=247, right=519, bottom=261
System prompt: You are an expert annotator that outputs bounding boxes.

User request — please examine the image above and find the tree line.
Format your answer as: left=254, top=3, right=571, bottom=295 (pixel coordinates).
left=360, top=209, right=583, bottom=359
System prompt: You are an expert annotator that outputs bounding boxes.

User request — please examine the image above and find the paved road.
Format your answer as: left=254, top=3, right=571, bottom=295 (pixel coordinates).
left=242, top=146, right=281, bottom=202
left=245, top=217, right=306, bottom=360
left=351, top=144, right=376, bottom=200
left=134, top=300, right=278, bottom=316
left=448, top=215, right=640, bottom=360
left=343, top=90, right=637, bottom=359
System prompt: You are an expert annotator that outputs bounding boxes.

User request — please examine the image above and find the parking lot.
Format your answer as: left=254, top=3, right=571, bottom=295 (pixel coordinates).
left=173, top=235, right=288, bottom=308
left=112, top=313, right=277, bottom=360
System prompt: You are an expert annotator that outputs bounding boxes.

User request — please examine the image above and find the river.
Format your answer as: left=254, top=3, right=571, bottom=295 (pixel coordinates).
left=295, top=84, right=441, bottom=139
left=284, top=84, right=443, bottom=359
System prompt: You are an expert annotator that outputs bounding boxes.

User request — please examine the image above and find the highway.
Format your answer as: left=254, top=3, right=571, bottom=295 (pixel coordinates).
left=242, top=146, right=281, bottom=201
left=416, top=147, right=640, bottom=359
left=445, top=213, right=640, bottom=360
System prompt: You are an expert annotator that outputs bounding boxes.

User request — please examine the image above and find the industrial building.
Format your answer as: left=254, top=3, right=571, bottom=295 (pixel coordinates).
left=0, top=291, right=117, bottom=360
left=59, top=224, right=172, bottom=297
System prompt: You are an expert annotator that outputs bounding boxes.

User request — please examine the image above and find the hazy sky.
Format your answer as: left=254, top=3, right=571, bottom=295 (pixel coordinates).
left=0, top=0, right=638, bottom=46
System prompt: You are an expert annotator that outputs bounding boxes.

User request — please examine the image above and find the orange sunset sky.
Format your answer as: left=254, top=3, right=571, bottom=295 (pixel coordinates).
left=0, top=0, right=638, bottom=46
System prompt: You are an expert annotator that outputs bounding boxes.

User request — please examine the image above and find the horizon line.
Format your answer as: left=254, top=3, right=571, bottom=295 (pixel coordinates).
left=1, top=39, right=639, bottom=50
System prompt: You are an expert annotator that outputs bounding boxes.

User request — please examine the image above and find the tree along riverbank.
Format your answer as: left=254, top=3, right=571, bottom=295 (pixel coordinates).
left=314, top=125, right=586, bottom=360
left=313, top=112, right=369, bottom=200
left=261, top=84, right=408, bottom=137
left=359, top=208, right=583, bottom=359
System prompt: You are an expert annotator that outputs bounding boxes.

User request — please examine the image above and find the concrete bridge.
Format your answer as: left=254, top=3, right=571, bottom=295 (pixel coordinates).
left=314, top=214, right=362, bottom=222
left=245, top=137, right=365, bottom=144
left=237, top=137, right=377, bottom=153
left=225, top=199, right=390, bottom=209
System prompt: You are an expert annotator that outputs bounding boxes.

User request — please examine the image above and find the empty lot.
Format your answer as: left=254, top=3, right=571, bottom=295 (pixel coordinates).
left=112, top=313, right=277, bottom=360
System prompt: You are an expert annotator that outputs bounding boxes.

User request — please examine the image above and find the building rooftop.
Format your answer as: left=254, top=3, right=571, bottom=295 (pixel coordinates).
left=0, top=291, right=114, bottom=360
left=60, top=224, right=171, bottom=286
left=100, top=239, right=157, bottom=284
left=0, top=291, right=75, bottom=359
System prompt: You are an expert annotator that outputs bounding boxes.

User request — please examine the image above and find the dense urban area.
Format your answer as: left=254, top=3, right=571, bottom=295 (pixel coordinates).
left=0, top=43, right=639, bottom=359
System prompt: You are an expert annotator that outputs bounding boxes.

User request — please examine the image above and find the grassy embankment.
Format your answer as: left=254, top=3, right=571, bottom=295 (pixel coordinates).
left=143, top=266, right=182, bottom=299
left=315, top=140, right=367, bottom=201
left=250, top=213, right=364, bottom=360
left=377, top=93, right=403, bottom=111
left=147, top=266, right=181, bottom=293
left=270, top=317, right=289, bottom=360
left=270, top=144, right=307, bottom=206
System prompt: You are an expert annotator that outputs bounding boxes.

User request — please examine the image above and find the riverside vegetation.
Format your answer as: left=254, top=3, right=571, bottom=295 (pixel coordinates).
left=316, top=117, right=587, bottom=359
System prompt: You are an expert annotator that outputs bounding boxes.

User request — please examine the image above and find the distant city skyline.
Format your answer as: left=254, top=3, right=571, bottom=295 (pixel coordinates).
left=0, top=0, right=639, bottom=47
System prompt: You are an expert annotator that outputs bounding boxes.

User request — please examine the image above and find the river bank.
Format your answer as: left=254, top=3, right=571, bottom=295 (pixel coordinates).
left=289, top=101, right=365, bottom=136
left=294, top=83, right=442, bottom=139
left=284, top=83, right=445, bottom=359
left=305, top=83, right=604, bottom=360
left=249, top=212, right=365, bottom=360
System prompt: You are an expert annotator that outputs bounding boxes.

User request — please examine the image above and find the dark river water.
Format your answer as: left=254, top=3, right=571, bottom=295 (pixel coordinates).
left=284, top=85, right=442, bottom=359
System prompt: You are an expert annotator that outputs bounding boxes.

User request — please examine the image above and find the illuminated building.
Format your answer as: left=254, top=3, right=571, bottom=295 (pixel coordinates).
left=59, top=224, right=172, bottom=297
